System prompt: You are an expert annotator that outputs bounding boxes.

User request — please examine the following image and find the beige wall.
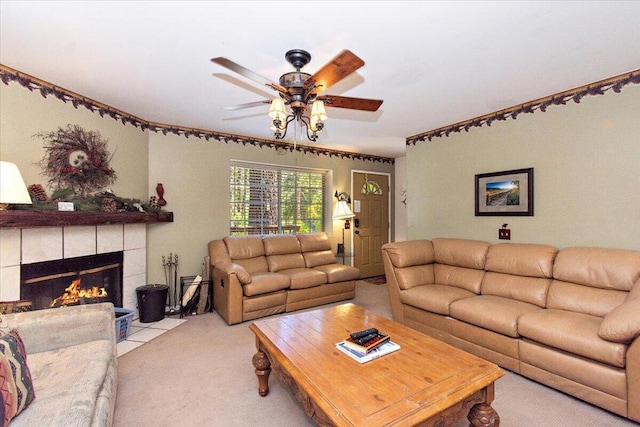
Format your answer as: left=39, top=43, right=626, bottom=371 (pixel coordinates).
left=0, top=81, right=393, bottom=286
left=406, top=84, right=640, bottom=250
left=0, top=83, right=148, bottom=198
left=394, top=156, right=408, bottom=242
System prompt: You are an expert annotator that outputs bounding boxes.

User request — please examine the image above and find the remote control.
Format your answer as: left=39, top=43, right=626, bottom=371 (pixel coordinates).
left=355, top=333, right=379, bottom=345
left=350, top=328, right=379, bottom=340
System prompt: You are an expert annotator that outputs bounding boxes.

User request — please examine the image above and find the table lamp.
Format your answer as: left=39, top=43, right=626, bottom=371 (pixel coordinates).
left=0, top=161, right=33, bottom=210
left=333, top=191, right=355, bottom=255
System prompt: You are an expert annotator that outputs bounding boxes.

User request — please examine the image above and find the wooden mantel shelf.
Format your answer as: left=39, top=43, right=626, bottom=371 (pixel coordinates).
left=0, top=210, right=173, bottom=228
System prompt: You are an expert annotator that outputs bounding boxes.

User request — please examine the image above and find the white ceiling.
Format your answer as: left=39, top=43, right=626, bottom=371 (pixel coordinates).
left=2, top=1, right=639, bottom=159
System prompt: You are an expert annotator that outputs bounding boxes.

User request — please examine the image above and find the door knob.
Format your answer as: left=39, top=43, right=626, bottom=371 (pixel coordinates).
left=355, top=230, right=360, bottom=235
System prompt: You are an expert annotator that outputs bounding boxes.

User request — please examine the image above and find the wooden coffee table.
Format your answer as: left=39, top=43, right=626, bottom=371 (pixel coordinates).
left=249, top=303, right=504, bottom=426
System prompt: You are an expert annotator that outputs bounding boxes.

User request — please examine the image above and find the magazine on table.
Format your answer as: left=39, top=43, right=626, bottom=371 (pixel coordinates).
left=336, top=340, right=401, bottom=363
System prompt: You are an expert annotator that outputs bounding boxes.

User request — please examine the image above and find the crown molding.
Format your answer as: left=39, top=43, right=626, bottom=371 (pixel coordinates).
left=406, top=69, right=640, bottom=145
left=0, top=64, right=394, bottom=165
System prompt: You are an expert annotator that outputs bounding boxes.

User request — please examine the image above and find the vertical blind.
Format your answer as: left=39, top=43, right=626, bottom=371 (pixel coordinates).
left=229, top=162, right=326, bottom=235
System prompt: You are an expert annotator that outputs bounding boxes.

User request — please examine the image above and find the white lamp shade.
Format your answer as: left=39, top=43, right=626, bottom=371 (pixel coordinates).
left=311, top=100, right=327, bottom=122
left=268, top=98, right=287, bottom=123
left=0, top=161, right=32, bottom=205
left=332, top=200, right=355, bottom=220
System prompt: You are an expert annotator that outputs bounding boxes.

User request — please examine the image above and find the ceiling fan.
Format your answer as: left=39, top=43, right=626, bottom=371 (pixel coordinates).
left=211, top=49, right=383, bottom=141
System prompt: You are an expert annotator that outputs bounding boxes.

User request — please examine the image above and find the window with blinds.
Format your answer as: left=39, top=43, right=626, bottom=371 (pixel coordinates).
left=229, top=162, right=326, bottom=235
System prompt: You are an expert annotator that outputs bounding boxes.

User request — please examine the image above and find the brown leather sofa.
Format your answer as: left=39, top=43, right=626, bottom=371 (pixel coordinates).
left=381, top=238, right=640, bottom=422
left=208, top=232, right=359, bottom=325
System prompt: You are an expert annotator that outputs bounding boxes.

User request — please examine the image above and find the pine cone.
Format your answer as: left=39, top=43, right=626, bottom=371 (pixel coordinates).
left=101, top=197, right=118, bottom=212
left=27, top=184, right=48, bottom=202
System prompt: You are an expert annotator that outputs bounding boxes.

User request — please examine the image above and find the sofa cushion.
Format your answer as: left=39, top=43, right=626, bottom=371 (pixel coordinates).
left=222, top=236, right=269, bottom=275
left=297, top=232, right=332, bottom=252
left=481, top=272, right=551, bottom=307
left=432, top=238, right=490, bottom=269
left=434, top=264, right=484, bottom=294
left=400, top=285, right=475, bottom=316
left=0, top=330, right=35, bottom=424
left=17, top=340, right=113, bottom=426
left=394, top=265, right=434, bottom=290
left=242, top=272, right=291, bottom=297
left=547, top=280, right=627, bottom=317
left=263, top=234, right=301, bottom=256
left=224, top=236, right=265, bottom=259
left=268, top=253, right=306, bottom=272
left=235, top=256, right=269, bottom=275
left=303, top=250, right=337, bottom=268
left=278, top=268, right=327, bottom=289
left=313, top=264, right=360, bottom=283
left=382, top=240, right=434, bottom=268
left=485, top=243, right=558, bottom=278
left=518, top=309, right=627, bottom=368
left=449, top=295, right=541, bottom=338
left=553, top=246, right=640, bottom=291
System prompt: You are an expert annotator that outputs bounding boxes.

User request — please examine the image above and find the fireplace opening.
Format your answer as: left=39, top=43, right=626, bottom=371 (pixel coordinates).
left=21, top=251, right=123, bottom=310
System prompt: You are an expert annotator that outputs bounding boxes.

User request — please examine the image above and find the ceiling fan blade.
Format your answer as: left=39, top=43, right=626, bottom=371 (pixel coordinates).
left=304, top=50, right=365, bottom=94
left=222, top=100, right=271, bottom=111
left=211, top=57, right=286, bottom=94
left=317, top=95, right=383, bottom=112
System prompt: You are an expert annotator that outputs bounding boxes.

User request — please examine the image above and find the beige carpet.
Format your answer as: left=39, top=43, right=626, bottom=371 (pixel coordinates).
left=114, top=282, right=637, bottom=426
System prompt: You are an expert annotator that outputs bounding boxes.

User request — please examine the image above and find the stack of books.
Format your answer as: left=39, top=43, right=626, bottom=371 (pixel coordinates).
left=336, top=328, right=400, bottom=363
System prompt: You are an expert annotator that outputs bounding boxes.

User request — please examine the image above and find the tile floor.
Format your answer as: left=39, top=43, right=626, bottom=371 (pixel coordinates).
left=117, top=315, right=187, bottom=357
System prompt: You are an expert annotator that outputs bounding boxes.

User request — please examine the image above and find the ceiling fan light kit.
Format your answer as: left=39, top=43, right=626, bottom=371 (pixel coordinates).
left=268, top=96, right=326, bottom=142
left=212, top=48, right=383, bottom=143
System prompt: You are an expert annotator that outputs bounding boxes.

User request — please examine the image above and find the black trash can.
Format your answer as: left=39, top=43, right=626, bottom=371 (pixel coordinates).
left=136, top=284, right=169, bottom=323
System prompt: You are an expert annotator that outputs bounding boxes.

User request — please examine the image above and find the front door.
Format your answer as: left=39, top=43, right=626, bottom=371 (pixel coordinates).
left=352, top=172, right=389, bottom=278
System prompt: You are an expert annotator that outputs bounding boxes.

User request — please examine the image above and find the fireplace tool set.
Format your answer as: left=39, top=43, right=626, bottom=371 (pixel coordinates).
left=162, top=253, right=179, bottom=314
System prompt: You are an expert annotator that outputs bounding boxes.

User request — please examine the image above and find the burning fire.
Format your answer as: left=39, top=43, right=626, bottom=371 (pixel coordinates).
left=50, top=278, right=108, bottom=307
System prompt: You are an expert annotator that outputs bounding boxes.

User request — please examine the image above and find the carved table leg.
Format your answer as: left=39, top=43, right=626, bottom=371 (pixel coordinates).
left=467, top=402, right=500, bottom=426
left=252, top=350, right=271, bottom=396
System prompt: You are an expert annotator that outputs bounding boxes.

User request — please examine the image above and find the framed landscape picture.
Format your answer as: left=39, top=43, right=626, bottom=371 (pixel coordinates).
left=475, top=168, right=534, bottom=216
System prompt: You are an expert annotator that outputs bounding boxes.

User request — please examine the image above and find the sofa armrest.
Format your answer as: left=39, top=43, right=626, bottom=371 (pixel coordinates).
left=215, top=262, right=251, bottom=284
left=212, top=265, right=245, bottom=325
left=599, top=297, right=640, bottom=343
left=381, top=247, right=405, bottom=323
left=627, top=338, right=640, bottom=422
left=1, top=302, right=116, bottom=355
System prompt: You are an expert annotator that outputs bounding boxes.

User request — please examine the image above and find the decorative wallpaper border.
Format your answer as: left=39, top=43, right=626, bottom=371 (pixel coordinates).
left=406, top=69, right=640, bottom=145
left=0, top=64, right=394, bottom=165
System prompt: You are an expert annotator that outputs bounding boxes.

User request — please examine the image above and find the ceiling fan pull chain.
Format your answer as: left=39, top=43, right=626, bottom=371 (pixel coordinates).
left=299, top=119, right=303, bottom=145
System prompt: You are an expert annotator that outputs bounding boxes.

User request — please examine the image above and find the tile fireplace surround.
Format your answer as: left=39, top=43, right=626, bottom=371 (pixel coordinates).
left=0, top=224, right=146, bottom=310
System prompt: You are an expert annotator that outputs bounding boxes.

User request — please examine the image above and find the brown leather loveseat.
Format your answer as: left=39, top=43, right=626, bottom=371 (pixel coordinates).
left=208, top=232, right=360, bottom=325
left=381, top=238, right=640, bottom=422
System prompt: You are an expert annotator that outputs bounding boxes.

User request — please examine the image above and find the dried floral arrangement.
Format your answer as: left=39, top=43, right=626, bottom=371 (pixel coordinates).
left=34, top=124, right=117, bottom=196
